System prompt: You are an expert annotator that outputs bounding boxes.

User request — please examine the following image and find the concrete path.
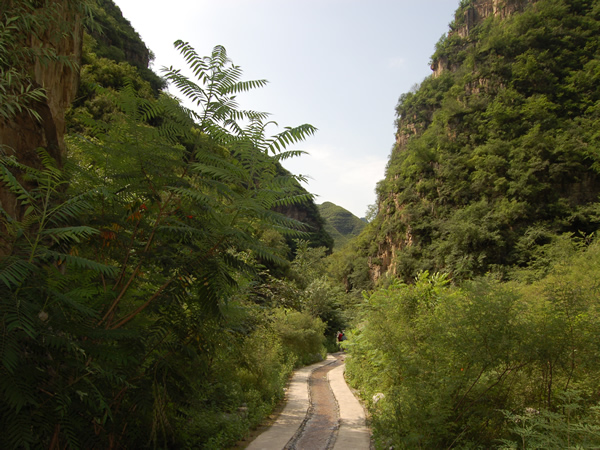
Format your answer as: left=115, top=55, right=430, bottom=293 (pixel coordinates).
left=328, top=364, right=371, bottom=450
left=244, top=354, right=371, bottom=450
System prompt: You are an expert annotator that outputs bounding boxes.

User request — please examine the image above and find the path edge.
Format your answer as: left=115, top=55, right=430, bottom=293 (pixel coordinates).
left=328, top=363, right=372, bottom=449
left=244, top=355, right=336, bottom=450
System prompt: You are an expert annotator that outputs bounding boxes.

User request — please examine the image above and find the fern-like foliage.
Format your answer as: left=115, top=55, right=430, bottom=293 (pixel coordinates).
left=1, top=38, right=319, bottom=448
left=0, top=150, right=127, bottom=448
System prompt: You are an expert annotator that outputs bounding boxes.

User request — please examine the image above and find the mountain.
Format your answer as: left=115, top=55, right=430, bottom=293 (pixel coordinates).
left=318, top=202, right=366, bottom=249
left=87, top=0, right=165, bottom=92
left=358, top=0, right=600, bottom=283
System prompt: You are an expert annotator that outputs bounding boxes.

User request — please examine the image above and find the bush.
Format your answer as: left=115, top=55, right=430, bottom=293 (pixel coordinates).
left=346, top=241, right=600, bottom=448
left=272, top=309, right=327, bottom=367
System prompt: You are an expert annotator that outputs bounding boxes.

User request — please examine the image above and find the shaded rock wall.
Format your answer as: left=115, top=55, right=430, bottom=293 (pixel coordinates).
left=0, top=1, right=83, bottom=227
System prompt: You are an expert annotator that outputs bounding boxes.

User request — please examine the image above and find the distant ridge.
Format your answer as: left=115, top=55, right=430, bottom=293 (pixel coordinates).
left=318, top=202, right=366, bottom=249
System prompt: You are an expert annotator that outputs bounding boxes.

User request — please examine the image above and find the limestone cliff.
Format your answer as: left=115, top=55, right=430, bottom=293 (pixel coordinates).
left=0, top=1, right=83, bottom=225
left=431, top=0, right=534, bottom=76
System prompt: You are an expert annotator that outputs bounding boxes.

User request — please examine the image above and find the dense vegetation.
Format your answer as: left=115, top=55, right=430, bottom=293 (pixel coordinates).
left=317, top=201, right=366, bottom=249
left=4, top=0, right=600, bottom=449
left=357, top=0, right=600, bottom=282
left=342, top=0, right=600, bottom=448
left=86, top=0, right=165, bottom=92
left=347, top=239, right=600, bottom=448
left=0, top=1, right=343, bottom=448
left=348, top=237, right=600, bottom=449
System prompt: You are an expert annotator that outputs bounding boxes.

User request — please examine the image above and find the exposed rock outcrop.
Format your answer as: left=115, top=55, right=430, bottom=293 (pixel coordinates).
left=0, top=1, right=83, bottom=167
left=456, top=0, right=531, bottom=37
left=0, top=1, right=83, bottom=252
left=431, top=0, right=534, bottom=76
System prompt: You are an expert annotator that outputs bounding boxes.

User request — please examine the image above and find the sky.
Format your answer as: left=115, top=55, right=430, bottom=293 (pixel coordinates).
left=113, top=0, right=460, bottom=218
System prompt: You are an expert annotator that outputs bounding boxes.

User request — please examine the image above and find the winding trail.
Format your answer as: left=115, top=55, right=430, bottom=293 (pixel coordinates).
left=243, top=353, right=371, bottom=450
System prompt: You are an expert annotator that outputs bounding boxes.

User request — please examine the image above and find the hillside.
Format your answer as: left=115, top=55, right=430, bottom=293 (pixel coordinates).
left=6, top=0, right=600, bottom=448
left=343, top=2, right=600, bottom=448
left=318, top=202, right=366, bottom=249
left=360, top=0, right=600, bottom=283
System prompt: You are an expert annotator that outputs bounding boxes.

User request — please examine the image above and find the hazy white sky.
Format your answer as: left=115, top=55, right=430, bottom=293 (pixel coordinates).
left=114, top=0, right=459, bottom=218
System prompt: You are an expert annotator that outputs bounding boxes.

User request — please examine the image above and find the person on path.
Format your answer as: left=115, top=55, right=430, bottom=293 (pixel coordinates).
left=337, top=330, right=345, bottom=350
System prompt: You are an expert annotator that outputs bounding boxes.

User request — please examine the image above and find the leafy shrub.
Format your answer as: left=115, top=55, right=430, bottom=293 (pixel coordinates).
left=500, top=391, right=600, bottom=449
left=272, top=309, right=327, bottom=367
left=0, top=37, right=320, bottom=448
left=346, top=241, right=600, bottom=448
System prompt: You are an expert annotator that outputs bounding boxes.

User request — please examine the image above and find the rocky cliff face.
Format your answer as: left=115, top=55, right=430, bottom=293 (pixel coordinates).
left=431, top=0, right=533, bottom=77
left=0, top=1, right=83, bottom=225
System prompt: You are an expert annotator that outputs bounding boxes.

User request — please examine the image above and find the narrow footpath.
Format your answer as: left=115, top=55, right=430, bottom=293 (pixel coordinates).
left=242, top=353, right=371, bottom=450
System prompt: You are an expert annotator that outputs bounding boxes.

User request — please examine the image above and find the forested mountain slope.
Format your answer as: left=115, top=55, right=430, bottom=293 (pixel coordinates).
left=87, top=0, right=165, bottom=92
left=344, top=2, right=600, bottom=448
left=318, top=201, right=366, bottom=248
left=364, top=0, right=600, bottom=282
left=6, top=0, right=600, bottom=448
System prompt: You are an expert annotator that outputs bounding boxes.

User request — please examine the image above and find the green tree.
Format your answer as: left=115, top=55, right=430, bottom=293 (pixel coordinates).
left=0, top=41, right=318, bottom=448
